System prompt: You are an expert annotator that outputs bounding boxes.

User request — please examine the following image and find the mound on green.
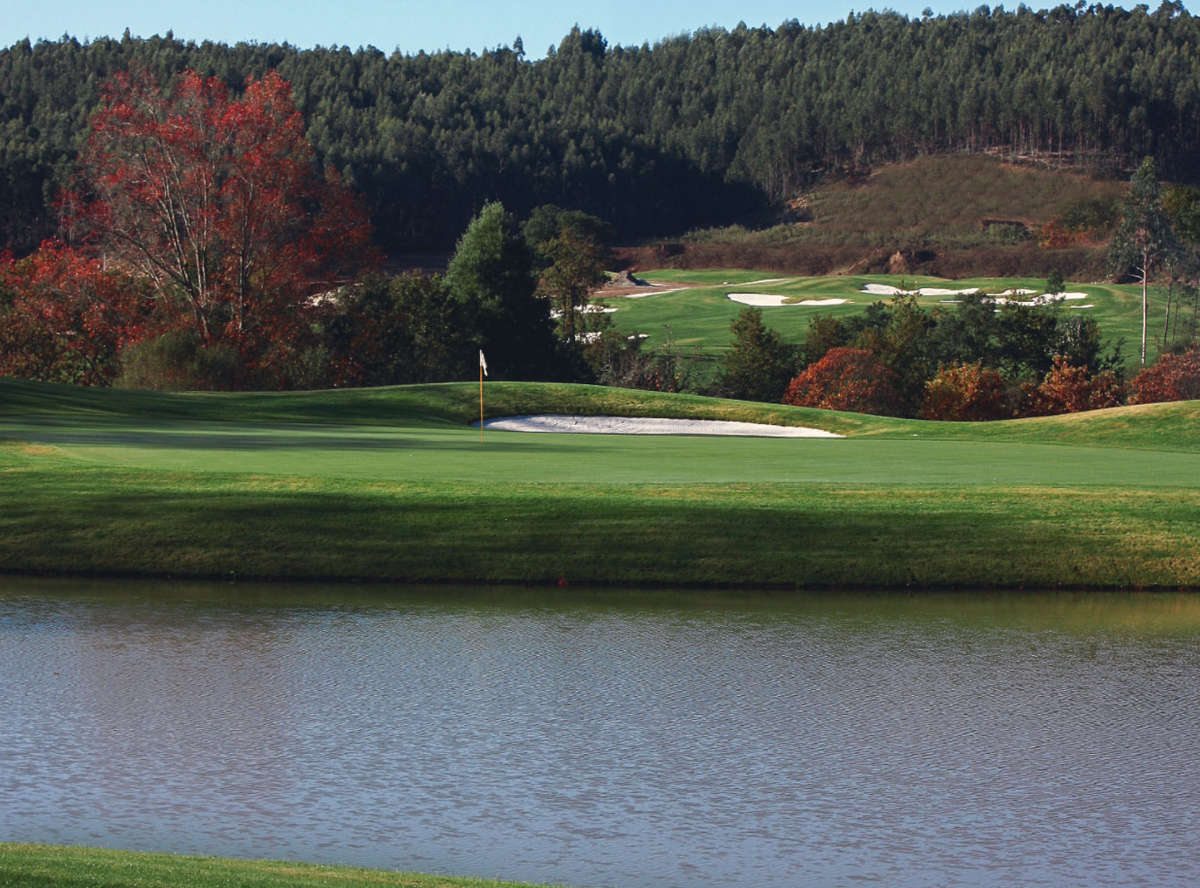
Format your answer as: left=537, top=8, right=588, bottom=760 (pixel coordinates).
left=2, top=379, right=1199, bottom=589
left=0, top=843, right=558, bottom=888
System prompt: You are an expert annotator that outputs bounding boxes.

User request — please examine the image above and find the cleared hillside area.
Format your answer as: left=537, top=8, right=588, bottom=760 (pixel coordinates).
left=625, top=156, right=1127, bottom=278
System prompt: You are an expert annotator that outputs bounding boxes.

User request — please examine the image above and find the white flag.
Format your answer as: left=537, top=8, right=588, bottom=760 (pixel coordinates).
left=479, top=349, right=488, bottom=377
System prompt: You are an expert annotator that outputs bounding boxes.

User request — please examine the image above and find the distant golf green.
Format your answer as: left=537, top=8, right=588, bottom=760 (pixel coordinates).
left=2, top=378, right=1198, bottom=588
left=598, top=272, right=1158, bottom=368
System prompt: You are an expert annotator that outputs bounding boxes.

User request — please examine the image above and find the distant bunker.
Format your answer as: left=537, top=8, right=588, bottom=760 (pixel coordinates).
left=479, top=415, right=842, bottom=437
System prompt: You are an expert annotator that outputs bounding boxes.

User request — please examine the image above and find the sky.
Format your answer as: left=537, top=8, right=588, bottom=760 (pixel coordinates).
left=5, top=1, right=1000, bottom=58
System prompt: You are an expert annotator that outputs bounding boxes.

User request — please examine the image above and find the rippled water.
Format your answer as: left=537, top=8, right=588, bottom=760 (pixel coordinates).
left=2, top=579, right=1199, bottom=887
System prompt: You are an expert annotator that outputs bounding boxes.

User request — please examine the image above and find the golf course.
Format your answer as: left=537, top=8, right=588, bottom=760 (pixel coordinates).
left=596, top=270, right=1164, bottom=366
left=3, top=375, right=1198, bottom=589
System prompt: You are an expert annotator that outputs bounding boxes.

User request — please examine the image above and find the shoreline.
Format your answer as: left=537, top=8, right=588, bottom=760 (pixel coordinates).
left=1, top=564, right=1196, bottom=593
left=0, top=842, right=554, bottom=888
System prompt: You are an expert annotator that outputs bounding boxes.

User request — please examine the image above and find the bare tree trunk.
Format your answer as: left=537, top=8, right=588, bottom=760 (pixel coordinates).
left=1163, top=279, right=1173, bottom=350
left=1141, top=254, right=1149, bottom=366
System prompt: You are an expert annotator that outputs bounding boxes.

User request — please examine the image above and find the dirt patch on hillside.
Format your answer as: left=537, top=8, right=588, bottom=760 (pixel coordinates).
left=614, top=243, right=1107, bottom=279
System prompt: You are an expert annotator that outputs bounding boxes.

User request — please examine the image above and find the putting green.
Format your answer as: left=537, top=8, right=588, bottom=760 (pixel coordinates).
left=2, top=379, right=1198, bottom=587
left=5, top=418, right=1200, bottom=488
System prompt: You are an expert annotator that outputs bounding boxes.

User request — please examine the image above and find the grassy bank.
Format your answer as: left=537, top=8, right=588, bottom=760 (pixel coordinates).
left=0, top=843, right=554, bottom=888
left=2, top=378, right=1199, bottom=588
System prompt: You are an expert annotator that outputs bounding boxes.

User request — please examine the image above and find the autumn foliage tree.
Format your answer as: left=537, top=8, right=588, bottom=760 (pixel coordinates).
left=1031, top=355, right=1126, bottom=415
left=919, top=362, right=1013, bottom=421
left=0, top=241, right=150, bottom=385
left=1129, top=347, right=1200, bottom=403
left=68, top=68, right=373, bottom=386
left=782, top=347, right=899, bottom=414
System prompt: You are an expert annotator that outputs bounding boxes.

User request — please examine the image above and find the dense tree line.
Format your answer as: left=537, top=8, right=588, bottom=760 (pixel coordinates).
left=3, top=3, right=1200, bottom=254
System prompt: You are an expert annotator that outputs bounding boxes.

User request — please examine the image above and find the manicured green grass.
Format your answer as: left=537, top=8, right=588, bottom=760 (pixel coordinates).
left=2, top=378, right=1199, bottom=588
left=0, top=843, right=557, bottom=888
left=601, top=271, right=1155, bottom=367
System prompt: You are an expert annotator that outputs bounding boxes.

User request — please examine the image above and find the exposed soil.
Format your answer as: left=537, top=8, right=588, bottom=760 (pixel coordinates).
left=614, top=242, right=1108, bottom=279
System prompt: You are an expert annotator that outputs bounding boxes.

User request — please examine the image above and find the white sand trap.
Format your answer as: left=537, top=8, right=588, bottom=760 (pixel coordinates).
left=862, top=283, right=906, bottom=295
left=860, top=284, right=981, bottom=297
left=860, top=284, right=1089, bottom=307
left=991, top=292, right=1089, bottom=307
left=728, top=293, right=849, bottom=306
left=916, top=287, right=982, bottom=296
left=481, top=415, right=842, bottom=437
left=621, top=287, right=687, bottom=298
left=550, top=305, right=618, bottom=318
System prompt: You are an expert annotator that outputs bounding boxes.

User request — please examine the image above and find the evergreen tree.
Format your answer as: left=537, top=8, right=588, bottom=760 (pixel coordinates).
left=445, top=202, right=557, bottom=379
left=718, top=307, right=798, bottom=402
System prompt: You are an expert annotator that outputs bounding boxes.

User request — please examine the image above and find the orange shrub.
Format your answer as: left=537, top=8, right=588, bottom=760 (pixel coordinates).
left=782, top=347, right=899, bottom=414
left=1033, top=354, right=1126, bottom=415
left=1130, top=347, right=1200, bottom=403
left=919, top=362, right=1013, bottom=421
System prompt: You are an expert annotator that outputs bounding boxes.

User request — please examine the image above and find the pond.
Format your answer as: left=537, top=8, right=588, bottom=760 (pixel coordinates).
left=2, top=577, right=1199, bottom=887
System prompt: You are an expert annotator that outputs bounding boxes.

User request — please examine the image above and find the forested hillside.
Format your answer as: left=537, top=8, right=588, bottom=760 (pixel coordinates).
left=2, top=3, right=1198, bottom=253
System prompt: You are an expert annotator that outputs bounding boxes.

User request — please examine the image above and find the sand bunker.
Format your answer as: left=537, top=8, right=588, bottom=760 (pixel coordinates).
left=481, top=415, right=842, bottom=437
left=621, top=287, right=688, bottom=299
left=728, top=294, right=850, bottom=307
left=861, top=284, right=981, bottom=297
left=550, top=305, right=618, bottom=318
left=991, top=292, right=1088, bottom=306
left=860, top=284, right=1089, bottom=307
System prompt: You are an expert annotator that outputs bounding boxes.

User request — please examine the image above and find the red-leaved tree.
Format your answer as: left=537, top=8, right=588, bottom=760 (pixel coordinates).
left=67, top=68, right=374, bottom=385
left=0, top=241, right=151, bottom=385
left=782, top=347, right=899, bottom=414
left=1032, top=354, right=1126, bottom=415
left=1129, top=347, right=1200, bottom=403
left=919, top=362, right=1014, bottom=421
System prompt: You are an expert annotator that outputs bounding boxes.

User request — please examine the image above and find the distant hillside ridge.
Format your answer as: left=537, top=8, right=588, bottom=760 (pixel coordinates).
left=1, top=4, right=1198, bottom=252
left=626, top=155, right=1128, bottom=277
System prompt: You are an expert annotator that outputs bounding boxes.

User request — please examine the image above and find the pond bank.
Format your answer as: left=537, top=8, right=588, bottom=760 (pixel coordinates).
left=0, top=844, right=553, bottom=888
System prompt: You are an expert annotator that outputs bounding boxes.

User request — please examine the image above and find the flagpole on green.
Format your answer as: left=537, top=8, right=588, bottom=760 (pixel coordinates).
left=478, top=349, right=488, bottom=443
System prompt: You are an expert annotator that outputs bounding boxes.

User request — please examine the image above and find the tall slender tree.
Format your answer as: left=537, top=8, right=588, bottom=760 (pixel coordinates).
left=1108, top=156, right=1180, bottom=364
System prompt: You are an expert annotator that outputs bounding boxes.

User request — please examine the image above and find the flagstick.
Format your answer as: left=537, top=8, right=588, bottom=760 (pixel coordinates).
left=479, top=361, right=484, bottom=444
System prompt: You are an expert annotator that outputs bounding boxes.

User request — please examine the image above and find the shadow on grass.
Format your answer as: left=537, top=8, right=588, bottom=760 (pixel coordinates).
left=1, top=476, right=1179, bottom=588
left=0, top=426, right=594, bottom=454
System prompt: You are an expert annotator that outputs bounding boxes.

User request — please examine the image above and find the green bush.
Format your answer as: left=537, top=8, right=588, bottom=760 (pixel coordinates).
left=117, top=329, right=241, bottom=391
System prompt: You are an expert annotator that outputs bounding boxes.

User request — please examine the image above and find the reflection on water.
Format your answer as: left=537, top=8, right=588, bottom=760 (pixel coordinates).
left=2, top=577, right=1199, bottom=888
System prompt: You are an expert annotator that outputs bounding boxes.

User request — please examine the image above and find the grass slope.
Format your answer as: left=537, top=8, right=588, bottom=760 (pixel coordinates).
left=0, top=843, right=556, bottom=888
left=2, top=378, right=1199, bottom=588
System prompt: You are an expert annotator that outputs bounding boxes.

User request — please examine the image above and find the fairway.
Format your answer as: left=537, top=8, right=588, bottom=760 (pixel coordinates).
left=2, top=378, right=1199, bottom=588
left=5, top=417, right=1200, bottom=488
left=598, top=271, right=1159, bottom=368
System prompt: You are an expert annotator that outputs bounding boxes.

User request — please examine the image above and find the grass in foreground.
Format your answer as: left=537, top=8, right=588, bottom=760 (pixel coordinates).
left=0, top=843, right=555, bottom=888
left=2, top=379, right=1199, bottom=588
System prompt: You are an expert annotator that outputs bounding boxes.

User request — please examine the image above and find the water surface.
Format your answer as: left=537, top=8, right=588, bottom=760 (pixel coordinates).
left=2, top=578, right=1198, bottom=887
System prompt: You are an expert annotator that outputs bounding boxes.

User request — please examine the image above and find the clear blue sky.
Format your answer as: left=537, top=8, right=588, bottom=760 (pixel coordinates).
left=6, top=1, right=1006, bottom=58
